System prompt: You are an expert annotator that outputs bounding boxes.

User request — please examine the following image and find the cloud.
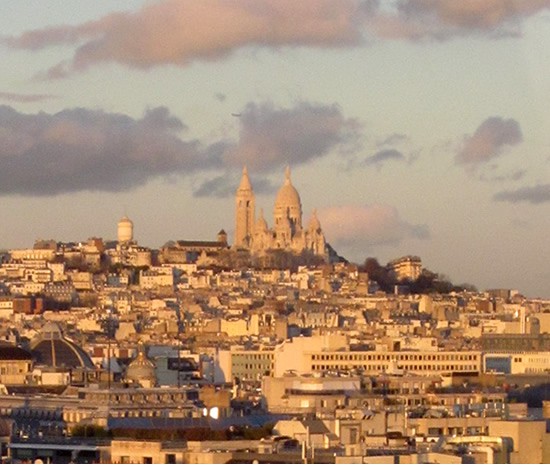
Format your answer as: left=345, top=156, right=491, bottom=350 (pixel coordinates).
left=193, top=176, right=236, bottom=198
left=0, top=105, right=223, bottom=196
left=456, top=117, right=522, bottom=166
left=224, top=101, right=362, bottom=171
left=350, top=133, right=417, bottom=169
left=494, top=184, right=550, bottom=204
left=4, top=1, right=548, bottom=79
left=364, top=148, right=406, bottom=166
left=510, top=218, right=530, bottom=229
left=3, top=0, right=549, bottom=80
left=193, top=174, right=276, bottom=198
left=0, top=100, right=361, bottom=196
left=214, top=93, right=226, bottom=103
left=479, top=169, right=526, bottom=182
left=377, top=133, right=409, bottom=147
left=368, top=0, right=550, bottom=40
left=317, top=204, right=429, bottom=260
left=4, top=0, right=367, bottom=78
left=0, top=91, right=57, bottom=103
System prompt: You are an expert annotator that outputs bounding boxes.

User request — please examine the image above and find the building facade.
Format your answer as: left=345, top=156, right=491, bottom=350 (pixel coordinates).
left=234, top=166, right=326, bottom=258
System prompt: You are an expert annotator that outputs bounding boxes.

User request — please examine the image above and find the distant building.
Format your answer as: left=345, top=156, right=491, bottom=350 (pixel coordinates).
left=235, top=166, right=326, bottom=258
left=160, top=231, right=228, bottom=264
left=482, top=333, right=550, bottom=352
left=0, top=344, right=32, bottom=385
left=117, top=216, right=134, bottom=244
left=139, top=267, right=174, bottom=290
left=387, top=256, right=422, bottom=281
left=108, top=216, right=152, bottom=267
left=488, top=419, right=549, bottom=463
left=484, top=351, right=550, bottom=375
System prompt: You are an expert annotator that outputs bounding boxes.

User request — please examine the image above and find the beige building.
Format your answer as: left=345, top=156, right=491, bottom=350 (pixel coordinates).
left=488, top=419, right=550, bottom=463
left=484, top=351, right=550, bottom=375
left=216, top=336, right=481, bottom=383
left=271, top=335, right=480, bottom=378
left=387, top=256, right=422, bottom=281
left=9, top=248, right=56, bottom=261
left=139, top=267, right=174, bottom=290
left=262, top=374, right=361, bottom=414
left=235, top=166, right=326, bottom=257
left=307, top=349, right=481, bottom=376
left=0, top=299, right=13, bottom=319
left=0, top=345, right=33, bottom=385
left=110, top=439, right=264, bottom=465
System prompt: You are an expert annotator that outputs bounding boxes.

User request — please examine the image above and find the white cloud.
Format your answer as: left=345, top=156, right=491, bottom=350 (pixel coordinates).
left=318, top=204, right=429, bottom=260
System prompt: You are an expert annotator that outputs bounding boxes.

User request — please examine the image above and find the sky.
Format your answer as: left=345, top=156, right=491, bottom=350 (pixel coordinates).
left=1, top=0, right=550, bottom=298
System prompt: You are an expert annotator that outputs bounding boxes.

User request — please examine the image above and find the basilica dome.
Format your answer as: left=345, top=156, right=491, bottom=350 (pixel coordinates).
left=275, top=167, right=301, bottom=210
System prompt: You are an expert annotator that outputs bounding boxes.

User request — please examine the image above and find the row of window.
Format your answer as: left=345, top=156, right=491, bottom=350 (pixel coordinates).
left=311, top=363, right=478, bottom=372
left=234, top=353, right=274, bottom=360
left=311, top=353, right=479, bottom=362
left=234, top=363, right=273, bottom=371
left=84, top=393, right=195, bottom=403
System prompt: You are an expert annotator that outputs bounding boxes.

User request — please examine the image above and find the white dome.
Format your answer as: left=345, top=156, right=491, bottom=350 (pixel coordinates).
left=118, top=216, right=133, bottom=226
left=275, top=167, right=301, bottom=209
left=117, top=216, right=134, bottom=243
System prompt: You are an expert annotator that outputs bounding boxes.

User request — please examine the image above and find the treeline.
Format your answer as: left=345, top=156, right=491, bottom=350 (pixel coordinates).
left=359, top=257, right=477, bottom=294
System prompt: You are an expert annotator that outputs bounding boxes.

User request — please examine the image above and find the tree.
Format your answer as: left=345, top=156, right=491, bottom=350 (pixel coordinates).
left=360, top=257, right=395, bottom=293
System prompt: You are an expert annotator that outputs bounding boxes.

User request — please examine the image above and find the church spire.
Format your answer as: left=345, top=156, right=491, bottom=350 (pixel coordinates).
left=284, top=165, right=291, bottom=185
left=238, top=165, right=252, bottom=191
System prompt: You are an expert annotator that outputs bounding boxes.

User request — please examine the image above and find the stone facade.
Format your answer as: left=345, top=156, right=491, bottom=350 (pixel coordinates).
left=234, top=166, right=326, bottom=258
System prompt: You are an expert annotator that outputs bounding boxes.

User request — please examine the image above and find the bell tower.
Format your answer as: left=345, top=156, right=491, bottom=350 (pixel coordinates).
left=235, top=166, right=255, bottom=247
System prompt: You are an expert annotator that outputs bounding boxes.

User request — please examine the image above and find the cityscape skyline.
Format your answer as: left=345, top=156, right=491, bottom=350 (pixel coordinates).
left=1, top=0, right=550, bottom=298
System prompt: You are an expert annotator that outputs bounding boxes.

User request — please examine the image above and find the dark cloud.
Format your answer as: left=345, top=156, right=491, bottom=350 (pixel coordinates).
left=377, top=133, right=409, bottom=147
left=456, top=117, right=523, bottom=166
left=0, top=105, right=222, bottom=196
left=368, top=0, right=550, bottom=40
left=193, top=174, right=277, bottom=198
left=364, top=148, right=406, bottom=166
left=479, top=169, right=526, bottom=182
left=0, top=91, right=57, bottom=103
left=193, top=176, right=236, bottom=198
left=0, top=100, right=361, bottom=197
left=224, top=101, right=362, bottom=171
left=400, top=0, right=550, bottom=30
left=493, top=184, right=550, bottom=204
